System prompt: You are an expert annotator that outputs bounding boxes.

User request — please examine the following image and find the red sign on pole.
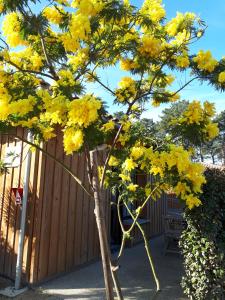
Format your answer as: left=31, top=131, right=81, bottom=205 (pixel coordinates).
left=11, top=188, right=23, bottom=205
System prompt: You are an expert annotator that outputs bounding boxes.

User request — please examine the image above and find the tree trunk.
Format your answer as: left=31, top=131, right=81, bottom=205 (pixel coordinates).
left=90, top=150, right=114, bottom=300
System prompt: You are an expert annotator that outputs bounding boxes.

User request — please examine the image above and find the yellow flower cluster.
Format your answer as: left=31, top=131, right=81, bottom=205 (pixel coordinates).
left=177, top=100, right=219, bottom=141
left=140, top=0, right=165, bottom=23
left=57, top=69, right=76, bottom=87
left=9, top=96, right=36, bottom=117
left=68, top=48, right=89, bottom=70
left=181, top=100, right=215, bottom=124
left=0, top=0, right=4, bottom=13
left=68, top=95, right=101, bottom=127
left=115, top=77, right=136, bottom=102
left=9, top=48, right=43, bottom=71
left=139, top=35, right=162, bottom=58
left=166, top=12, right=196, bottom=37
left=119, top=144, right=206, bottom=209
left=130, top=146, right=144, bottom=160
left=123, top=158, right=137, bottom=171
left=182, top=100, right=204, bottom=124
left=127, top=183, right=138, bottom=192
left=0, top=98, right=10, bottom=121
left=120, top=59, right=139, bottom=71
left=205, top=123, right=219, bottom=140
left=70, top=13, right=91, bottom=40
left=108, top=156, right=120, bottom=167
left=193, top=50, right=218, bottom=72
left=176, top=53, right=190, bottom=68
left=40, top=92, right=69, bottom=125
left=101, top=120, right=115, bottom=132
left=38, top=125, right=56, bottom=141
left=43, top=6, right=64, bottom=24
left=2, top=12, right=26, bottom=47
left=71, top=0, right=105, bottom=17
left=0, top=93, right=36, bottom=121
left=63, top=128, right=84, bottom=154
left=61, top=13, right=91, bottom=52
left=171, top=29, right=190, bottom=46
left=218, top=71, right=225, bottom=84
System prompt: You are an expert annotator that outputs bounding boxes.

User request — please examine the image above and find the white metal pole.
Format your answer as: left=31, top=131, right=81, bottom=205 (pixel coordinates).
left=15, top=131, right=33, bottom=290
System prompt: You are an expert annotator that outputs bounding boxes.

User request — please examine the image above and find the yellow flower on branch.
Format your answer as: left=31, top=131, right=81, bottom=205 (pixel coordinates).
left=193, top=50, right=218, bottom=72
left=2, top=12, right=26, bottom=47
left=127, top=183, right=138, bottom=192
left=123, top=158, right=137, bottom=171
left=63, top=128, right=84, bottom=154
left=108, top=156, right=120, bottom=167
left=218, top=71, right=225, bottom=84
left=68, top=95, right=101, bottom=128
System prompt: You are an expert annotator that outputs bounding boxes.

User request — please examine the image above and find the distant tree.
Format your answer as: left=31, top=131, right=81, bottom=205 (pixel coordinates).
left=158, top=100, right=222, bottom=163
left=215, top=110, right=225, bottom=164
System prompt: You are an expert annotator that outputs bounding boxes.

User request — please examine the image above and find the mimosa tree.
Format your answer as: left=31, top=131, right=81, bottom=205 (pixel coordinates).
left=0, top=0, right=224, bottom=299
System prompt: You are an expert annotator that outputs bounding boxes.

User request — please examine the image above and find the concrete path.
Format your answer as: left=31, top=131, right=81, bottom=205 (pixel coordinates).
left=39, top=236, right=187, bottom=300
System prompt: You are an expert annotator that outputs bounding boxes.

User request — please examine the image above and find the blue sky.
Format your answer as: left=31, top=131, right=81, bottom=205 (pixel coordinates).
left=4, top=0, right=225, bottom=120
left=90, top=0, right=225, bottom=120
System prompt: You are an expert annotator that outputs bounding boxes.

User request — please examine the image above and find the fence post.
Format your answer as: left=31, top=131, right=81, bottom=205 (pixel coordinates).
left=15, top=131, right=32, bottom=290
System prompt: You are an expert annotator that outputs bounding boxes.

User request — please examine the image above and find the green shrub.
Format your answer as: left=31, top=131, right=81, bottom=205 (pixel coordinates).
left=180, top=167, right=225, bottom=300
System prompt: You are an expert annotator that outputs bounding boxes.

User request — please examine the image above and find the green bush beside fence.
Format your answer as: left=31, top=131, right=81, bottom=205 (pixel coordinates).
left=180, top=167, right=225, bottom=299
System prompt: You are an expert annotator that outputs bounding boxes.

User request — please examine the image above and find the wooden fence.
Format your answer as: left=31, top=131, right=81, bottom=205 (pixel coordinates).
left=0, top=129, right=168, bottom=285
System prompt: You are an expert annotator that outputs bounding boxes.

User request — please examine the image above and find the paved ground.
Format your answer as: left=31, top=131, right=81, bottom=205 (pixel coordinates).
left=0, top=236, right=187, bottom=300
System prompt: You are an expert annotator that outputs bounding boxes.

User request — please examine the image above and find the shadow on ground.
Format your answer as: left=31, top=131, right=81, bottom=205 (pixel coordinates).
left=0, top=236, right=187, bottom=300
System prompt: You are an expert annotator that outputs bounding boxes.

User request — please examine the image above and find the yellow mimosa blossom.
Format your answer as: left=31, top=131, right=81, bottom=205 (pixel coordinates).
left=119, top=77, right=135, bottom=89
left=71, top=0, right=105, bottom=16
left=119, top=173, right=131, bottom=182
left=102, top=120, right=115, bottom=132
left=118, top=133, right=130, bottom=146
left=43, top=6, right=64, bottom=24
left=116, top=77, right=136, bottom=102
left=0, top=98, right=9, bottom=121
left=130, top=146, right=144, bottom=160
left=127, top=183, right=138, bottom=192
left=176, top=54, right=190, bottom=68
left=38, top=125, right=56, bottom=141
left=171, top=29, right=190, bottom=46
left=218, top=71, right=225, bottom=84
left=193, top=50, right=218, bottom=72
left=123, top=158, right=137, bottom=171
left=17, top=117, right=38, bottom=128
left=166, top=12, right=195, bottom=36
left=139, top=35, right=162, bottom=58
left=68, top=95, right=101, bottom=128
left=57, top=69, right=76, bottom=87
left=203, top=101, right=216, bottom=117
left=173, top=182, right=191, bottom=197
left=108, top=156, right=120, bottom=167
left=182, top=100, right=203, bottom=124
left=150, top=166, right=163, bottom=177
left=69, top=13, right=91, bottom=41
left=140, top=0, right=165, bottom=23
left=41, top=94, right=69, bottom=125
left=60, top=33, right=79, bottom=52
left=9, top=96, right=36, bottom=116
left=185, top=194, right=202, bottom=210
left=0, top=0, right=4, bottom=13
left=68, top=48, right=89, bottom=70
left=205, top=123, right=219, bottom=140
left=2, top=12, right=26, bottom=47
left=63, top=128, right=84, bottom=154
left=120, top=59, right=139, bottom=71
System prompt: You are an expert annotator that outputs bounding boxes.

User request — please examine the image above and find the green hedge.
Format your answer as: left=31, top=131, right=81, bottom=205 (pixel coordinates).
left=180, top=167, right=225, bottom=300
